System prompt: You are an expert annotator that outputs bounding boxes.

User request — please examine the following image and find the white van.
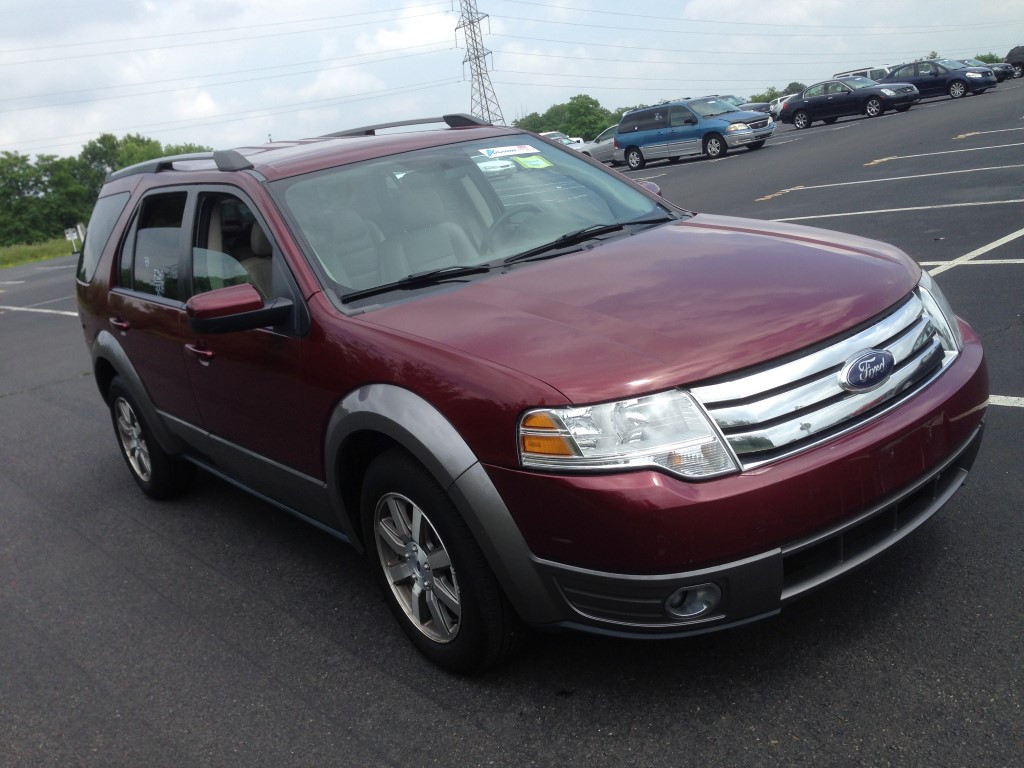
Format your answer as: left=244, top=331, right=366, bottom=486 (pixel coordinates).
left=833, top=66, right=891, bottom=81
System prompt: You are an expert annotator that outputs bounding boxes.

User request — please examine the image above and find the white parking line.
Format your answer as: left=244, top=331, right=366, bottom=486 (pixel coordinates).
left=773, top=199, right=1024, bottom=222
left=990, top=396, right=1024, bottom=408
left=0, top=304, right=77, bottom=317
left=929, top=226, right=1024, bottom=275
left=865, top=142, right=1024, bottom=166
left=757, top=164, right=1024, bottom=202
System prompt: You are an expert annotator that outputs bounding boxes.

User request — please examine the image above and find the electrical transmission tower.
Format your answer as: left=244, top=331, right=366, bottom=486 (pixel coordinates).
left=456, top=0, right=505, bottom=125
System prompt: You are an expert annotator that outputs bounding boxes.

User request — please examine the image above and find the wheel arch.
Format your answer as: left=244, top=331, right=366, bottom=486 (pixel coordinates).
left=324, top=384, right=564, bottom=624
left=90, top=329, right=185, bottom=455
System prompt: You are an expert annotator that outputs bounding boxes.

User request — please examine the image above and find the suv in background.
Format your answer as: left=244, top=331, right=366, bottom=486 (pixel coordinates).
left=77, top=113, right=987, bottom=673
left=613, top=97, right=775, bottom=169
left=1006, top=45, right=1024, bottom=79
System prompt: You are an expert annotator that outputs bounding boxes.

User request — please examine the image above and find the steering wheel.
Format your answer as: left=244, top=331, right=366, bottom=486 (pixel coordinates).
left=482, top=204, right=544, bottom=254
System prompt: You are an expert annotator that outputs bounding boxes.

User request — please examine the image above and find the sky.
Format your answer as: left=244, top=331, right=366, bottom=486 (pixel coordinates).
left=1, top=0, right=1020, bottom=158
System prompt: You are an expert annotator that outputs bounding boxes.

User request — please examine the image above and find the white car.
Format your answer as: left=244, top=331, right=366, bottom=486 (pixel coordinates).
left=472, top=154, right=516, bottom=179
left=769, top=94, right=798, bottom=120
left=540, top=130, right=583, bottom=145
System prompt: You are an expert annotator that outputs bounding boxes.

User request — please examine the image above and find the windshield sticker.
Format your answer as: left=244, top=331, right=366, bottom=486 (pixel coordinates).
left=511, top=155, right=553, bottom=169
left=478, top=145, right=540, bottom=158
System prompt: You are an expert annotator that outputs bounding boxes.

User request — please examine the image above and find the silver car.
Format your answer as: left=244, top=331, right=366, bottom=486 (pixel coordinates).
left=575, top=125, right=618, bottom=164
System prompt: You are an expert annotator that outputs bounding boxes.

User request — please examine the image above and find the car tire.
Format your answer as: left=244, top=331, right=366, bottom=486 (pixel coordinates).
left=793, top=111, right=811, bottom=130
left=823, top=118, right=839, bottom=125
left=361, top=449, right=523, bottom=674
left=948, top=80, right=967, bottom=99
left=625, top=147, right=646, bottom=170
left=865, top=97, right=883, bottom=117
left=703, top=134, right=727, bottom=158
left=1013, top=63, right=1023, bottom=79
left=108, top=377, right=194, bottom=499
left=746, top=141, right=766, bottom=150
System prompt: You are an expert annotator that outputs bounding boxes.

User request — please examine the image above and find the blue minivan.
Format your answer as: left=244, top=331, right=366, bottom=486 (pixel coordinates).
left=613, top=97, right=776, bottom=170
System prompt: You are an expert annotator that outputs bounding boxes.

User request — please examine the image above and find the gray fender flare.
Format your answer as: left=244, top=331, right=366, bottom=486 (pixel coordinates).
left=324, top=384, right=564, bottom=624
left=91, top=329, right=185, bottom=456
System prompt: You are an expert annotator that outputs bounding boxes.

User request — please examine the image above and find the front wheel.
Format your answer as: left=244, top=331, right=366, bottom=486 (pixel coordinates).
left=865, top=97, right=883, bottom=117
left=703, top=134, right=727, bottom=158
left=1013, top=63, right=1023, bottom=79
left=793, top=110, right=811, bottom=130
left=108, top=377, right=194, bottom=499
left=361, top=450, right=522, bottom=674
left=948, top=80, right=967, bottom=99
left=625, top=147, right=645, bottom=170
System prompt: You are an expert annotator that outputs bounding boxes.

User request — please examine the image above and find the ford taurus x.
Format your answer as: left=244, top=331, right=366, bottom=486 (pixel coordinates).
left=76, top=115, right=987, bottom=673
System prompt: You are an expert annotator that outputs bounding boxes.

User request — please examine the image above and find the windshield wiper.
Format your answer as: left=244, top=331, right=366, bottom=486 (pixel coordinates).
left=340, top=264, right=492, bottom=304
left=504, top=217, right=676, bottom=265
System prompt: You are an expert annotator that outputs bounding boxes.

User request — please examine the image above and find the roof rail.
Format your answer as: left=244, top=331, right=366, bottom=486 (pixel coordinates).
left=104, top=149, right=254, bottom=182
left=324, top=113, right=491, bottom=138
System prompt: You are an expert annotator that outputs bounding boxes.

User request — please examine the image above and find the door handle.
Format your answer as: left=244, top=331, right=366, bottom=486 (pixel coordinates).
left=109, top=316, right=130, bottom=332
left=185, top=343, right=215, bottom=366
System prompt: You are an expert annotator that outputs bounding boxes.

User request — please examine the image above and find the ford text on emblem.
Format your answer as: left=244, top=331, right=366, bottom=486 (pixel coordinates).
left=839, top=349, right=895, bottom=392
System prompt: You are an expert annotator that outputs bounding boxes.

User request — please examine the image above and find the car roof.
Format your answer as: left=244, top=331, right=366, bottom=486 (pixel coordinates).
left=104, top=114, right=522, bottom=185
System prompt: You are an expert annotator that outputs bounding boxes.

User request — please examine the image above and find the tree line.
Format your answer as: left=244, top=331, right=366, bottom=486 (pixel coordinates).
left=0, top=134, right=209, bottom=247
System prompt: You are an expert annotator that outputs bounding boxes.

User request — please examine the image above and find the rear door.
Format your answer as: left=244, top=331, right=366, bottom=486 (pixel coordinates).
left=107, top=188, right=202, bottom=426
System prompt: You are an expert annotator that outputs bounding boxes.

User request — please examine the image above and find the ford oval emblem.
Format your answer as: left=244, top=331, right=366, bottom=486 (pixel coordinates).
left=839, top=349, right=895, bottom=392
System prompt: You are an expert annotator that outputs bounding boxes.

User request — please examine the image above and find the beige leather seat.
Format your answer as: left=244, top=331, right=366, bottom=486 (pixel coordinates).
left=317, top=210, right=384, bottom=288
left=380, top=188, right=477, bottom=283
left=239, top=223, right=273, bottom=294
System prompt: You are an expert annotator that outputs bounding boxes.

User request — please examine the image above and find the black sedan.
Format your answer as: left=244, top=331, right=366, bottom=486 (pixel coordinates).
left=959, top=58, right=1013, bottom=82
left=778, top=77, right=919, bottom=130
left=880, top=58, right=997, bottom=98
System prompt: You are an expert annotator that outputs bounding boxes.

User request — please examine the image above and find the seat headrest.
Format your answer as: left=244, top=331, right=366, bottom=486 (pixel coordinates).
left=335, top=210, right=371, bottom=242
left=250, top=223, right=272, bottom=256
left=401, top=189, right=445, bottom=231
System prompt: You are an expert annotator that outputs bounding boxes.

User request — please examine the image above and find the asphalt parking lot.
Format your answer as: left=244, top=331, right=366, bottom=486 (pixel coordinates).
left=1, top=84, right=1021, bottom=766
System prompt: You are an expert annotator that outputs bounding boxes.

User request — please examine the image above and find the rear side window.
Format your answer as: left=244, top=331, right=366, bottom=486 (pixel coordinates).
left=77, top=192, right=130, bottom=283
left=119, top=192, right=188, bottom=300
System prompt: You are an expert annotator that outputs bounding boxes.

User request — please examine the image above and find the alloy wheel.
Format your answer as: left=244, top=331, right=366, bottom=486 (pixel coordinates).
left=114, top=396, right=152, bottom=482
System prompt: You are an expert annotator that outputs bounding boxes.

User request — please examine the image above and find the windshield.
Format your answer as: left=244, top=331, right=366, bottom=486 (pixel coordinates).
left=270, top=136, right=674, bottom=301
left=689, top=99, right=741, bottom=118
left=937, top=58, right=966, bottom=70
left=843, top=76, right=877, bottom=89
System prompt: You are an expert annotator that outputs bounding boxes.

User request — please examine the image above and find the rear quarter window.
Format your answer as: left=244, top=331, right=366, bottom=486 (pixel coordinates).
left=77, top=192, right=130, bottom=283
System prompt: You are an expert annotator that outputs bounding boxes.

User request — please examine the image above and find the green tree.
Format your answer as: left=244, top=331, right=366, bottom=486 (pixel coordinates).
left=0, top=151, right=49, bottom=246
left=512, top=94, right=618, bottom=141
left=974, top=53, right=1002, bottom=63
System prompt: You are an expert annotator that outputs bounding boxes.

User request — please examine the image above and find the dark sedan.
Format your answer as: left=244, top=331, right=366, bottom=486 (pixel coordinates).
left=779, top=77, right=919, bottom=129
left=881, top=58, right=997, bottom=98
left=959, top=58, right=1013, bottom=82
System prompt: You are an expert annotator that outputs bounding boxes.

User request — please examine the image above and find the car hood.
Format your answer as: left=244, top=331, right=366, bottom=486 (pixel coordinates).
left=364, top=214, right=920, bottom=403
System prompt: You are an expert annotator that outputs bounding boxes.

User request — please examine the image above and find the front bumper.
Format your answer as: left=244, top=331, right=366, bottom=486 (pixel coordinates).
left=725, top=124, right=776, bottom=148
left=532, top=424, right=982, bottom=636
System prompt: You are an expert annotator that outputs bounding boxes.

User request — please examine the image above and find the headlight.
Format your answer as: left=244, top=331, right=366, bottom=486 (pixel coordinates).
left=726, top=123, right=749, bottom=132
left=966, top=71, right=982, bottom=78
left=917, top=270, right=963, bottom=351
left=881, top=88, right=896, bottom=96
left=519, top=391, right=739, bottom=479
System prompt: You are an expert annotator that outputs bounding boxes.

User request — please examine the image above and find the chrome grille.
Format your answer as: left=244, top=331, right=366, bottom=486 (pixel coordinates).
left=749, top=118, right=770, bottom=129
left=691, top=294, right=958, bottom=469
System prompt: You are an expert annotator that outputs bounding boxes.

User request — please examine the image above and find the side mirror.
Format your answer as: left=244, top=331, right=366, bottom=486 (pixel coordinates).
left=186, top=283, right=293, bottom=334
left=638, top=180, right=663, bottom=197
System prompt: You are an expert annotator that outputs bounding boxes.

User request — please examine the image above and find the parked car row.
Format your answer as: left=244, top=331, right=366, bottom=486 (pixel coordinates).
left=569, top=54, right=1008, bottom=169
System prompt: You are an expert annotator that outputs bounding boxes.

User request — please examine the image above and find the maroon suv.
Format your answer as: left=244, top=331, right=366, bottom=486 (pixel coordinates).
left=76, top=115, right=987, bottom=673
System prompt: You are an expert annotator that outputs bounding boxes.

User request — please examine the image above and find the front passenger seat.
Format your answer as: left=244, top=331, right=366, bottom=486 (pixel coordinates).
left=379, top=188, right=477, bottom=283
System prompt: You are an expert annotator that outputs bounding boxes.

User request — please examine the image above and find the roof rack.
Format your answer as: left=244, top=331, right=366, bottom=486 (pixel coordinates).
left=104, top=148, right=255, bottom=182
left=324, top=113, right=491, bottom=138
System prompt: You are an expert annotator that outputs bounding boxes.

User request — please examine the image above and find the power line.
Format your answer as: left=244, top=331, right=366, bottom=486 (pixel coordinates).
left=457, top=0, right=505, bottom=124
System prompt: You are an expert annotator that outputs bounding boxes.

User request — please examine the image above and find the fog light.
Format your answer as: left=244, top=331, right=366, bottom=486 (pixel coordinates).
left=665, top=583, right=722, bottom=619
